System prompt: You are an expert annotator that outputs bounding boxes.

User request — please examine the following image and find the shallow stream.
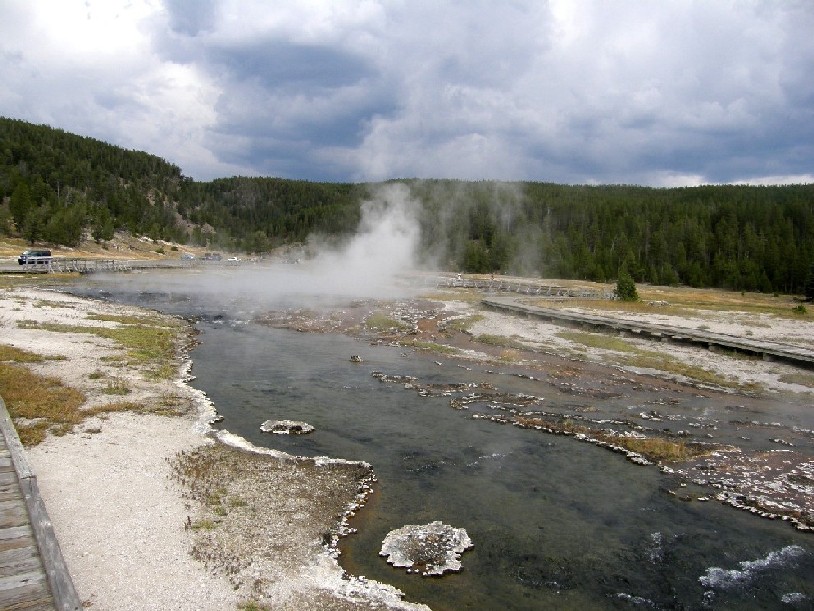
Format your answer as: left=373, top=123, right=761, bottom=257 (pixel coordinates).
left=67, top=268, right=814, bottom=609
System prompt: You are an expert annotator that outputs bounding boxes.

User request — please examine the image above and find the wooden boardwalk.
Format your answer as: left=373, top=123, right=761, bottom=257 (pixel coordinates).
left=482, top=296, right=814, bottom=370
left=0, top=398, right=80, bottom=611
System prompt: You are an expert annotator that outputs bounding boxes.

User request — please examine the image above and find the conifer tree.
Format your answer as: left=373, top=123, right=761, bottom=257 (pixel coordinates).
left=616, top=269, right=639, bottom=302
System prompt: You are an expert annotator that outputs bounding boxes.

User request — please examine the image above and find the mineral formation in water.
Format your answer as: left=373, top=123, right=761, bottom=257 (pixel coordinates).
left=379, top=520, right=473, bottom=576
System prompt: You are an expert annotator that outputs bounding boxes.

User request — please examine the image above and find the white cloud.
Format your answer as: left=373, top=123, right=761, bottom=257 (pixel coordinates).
left=1, top=0, right=812, bottom=185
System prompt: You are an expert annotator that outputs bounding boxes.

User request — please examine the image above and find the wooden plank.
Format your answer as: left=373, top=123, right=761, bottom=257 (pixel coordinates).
left=0, top=502, right=29, bottom=529
left=19, top=478, right=79, bottom=610
left=0, top=571, right=52, bottom=610
left=0, top=396, right=69, bottom=610
left=0, top=535, right=35, bottom=554
left=0, top=545, right=43, bottom=576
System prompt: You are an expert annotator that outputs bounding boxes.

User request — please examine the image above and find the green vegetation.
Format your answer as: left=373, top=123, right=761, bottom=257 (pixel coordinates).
left=16, top=314, right=182, bottom=379
left=445, top=314, right=484, bottom=333
left=0, top=343, right=48, bottom=363
left=554, top=330, right=757, bottom=390
left=364, top=312, right=409, bottom=332
left=474, top=334, right=528, bottom=350
left=102, top=376, right=131, bottom=395
left=555, top=331, right=638, bottom=353
left=2, top=117, right=812, bottom=294
left=615, top=270, right=639, bottom=301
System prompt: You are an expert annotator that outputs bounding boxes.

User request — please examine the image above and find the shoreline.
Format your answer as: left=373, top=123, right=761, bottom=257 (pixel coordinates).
left=0, top=284, right=427, bottom=610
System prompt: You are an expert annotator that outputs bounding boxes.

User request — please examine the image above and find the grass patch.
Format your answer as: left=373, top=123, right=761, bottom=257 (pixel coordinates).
left=0, top=273, right=81, bottom=290
left=515, top=415, right=710, bottom=463
left=474, top=334, right=528, bottom=350
left=0, top=344, right=48, bottom=363
left=364, top=312, right=410, bottom=332
left=0, top=356, right=165, bottom=445
left=101, top=376, right=131, bottom=395
left=536, top=286, right=810, bottom=320
left=555, top=330, right=638, bottom=353
left=445, top=314, right=484, bottom=333
left=87, top=312, right=166, bottom=326
left=552, top=330, right=756, bottom=390
left=602, top=435, right=700, bottom=462
left=613, top=350, right=731, bottom=387
left=189, top=518, right=218, bottom=531
left=16, top=317, right=182, bottom=380
left=33, top=299, right=76, bottom=309
left=0, top=363, right=86, bottom=445
left=778, top=373, right=814, bottom=389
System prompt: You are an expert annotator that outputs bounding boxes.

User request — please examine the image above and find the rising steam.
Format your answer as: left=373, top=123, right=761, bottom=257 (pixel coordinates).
left=305, top=182, right=421, bottom=297
left=87, top=183, right=424, bottom=310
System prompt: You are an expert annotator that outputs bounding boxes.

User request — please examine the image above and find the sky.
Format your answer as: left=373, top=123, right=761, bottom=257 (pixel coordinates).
left=1, top=0, right=813, bottom=186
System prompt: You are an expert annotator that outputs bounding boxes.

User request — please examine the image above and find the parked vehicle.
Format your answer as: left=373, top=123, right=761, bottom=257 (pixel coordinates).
left=18, top=249, right=52, bottom=265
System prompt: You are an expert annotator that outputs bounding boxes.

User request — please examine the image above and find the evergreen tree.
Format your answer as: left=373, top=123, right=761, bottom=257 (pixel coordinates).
left=616, top=270, right=639, bottom=301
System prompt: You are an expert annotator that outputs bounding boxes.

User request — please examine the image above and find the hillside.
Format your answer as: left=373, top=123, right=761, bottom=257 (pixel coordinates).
left=1, top=117, right=813, bottom=294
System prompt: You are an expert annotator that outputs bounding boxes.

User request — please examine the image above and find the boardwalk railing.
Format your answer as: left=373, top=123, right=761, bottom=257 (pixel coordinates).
left=432, top=275, right=613, bottom=299
left=482, top=297, right=814, bottom=370
left=0, top=395, right=81, bottom=610
left=13, top=258, right=199, bottom=274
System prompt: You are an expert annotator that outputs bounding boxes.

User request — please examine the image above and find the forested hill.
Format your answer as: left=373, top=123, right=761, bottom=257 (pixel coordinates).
left=1, top=116, right=813, bottom=295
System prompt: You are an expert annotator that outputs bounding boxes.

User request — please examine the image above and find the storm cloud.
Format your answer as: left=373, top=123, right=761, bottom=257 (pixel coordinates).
left=1, top=0, right=812, bottom=186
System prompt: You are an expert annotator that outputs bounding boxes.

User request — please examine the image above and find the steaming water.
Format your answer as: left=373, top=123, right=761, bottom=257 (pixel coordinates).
left=67, top=268, right=814, bottom=610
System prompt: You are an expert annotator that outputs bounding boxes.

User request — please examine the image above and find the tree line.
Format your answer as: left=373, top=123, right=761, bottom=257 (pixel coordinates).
left=1, top=117, right=812, bottom=295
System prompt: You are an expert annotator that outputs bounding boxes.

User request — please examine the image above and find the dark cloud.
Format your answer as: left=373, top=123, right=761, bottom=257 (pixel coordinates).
left=206, top=40, right=374, bottom=90
left=0, top=0, right=812, bottom=185
left=164, top=0, right=217, bottom=36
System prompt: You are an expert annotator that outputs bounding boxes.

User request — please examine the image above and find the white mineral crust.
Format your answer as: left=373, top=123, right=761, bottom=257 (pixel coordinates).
left=260, top=419, right=315, bottom=434
left=380, top=521, right=473, bottom=576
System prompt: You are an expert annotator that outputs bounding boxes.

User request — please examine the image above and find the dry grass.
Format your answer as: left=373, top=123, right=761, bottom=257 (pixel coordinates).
left=0, top=272, right=81, bottom=290
left=552, top=330, right=755, bottom=390
left=555, top=330, right=638, bottom=353
left=0, top=343, right=48, bottom=363
left=17, top=315, right=183, bottom=380
left=0, top=357, right=180, bottom=445
left=778, top=373, right=814, bottom=389
left=514, top=415, right=710, bottom=463
left=0, top=362, right=87, bottom=445
left=474, top=333, right=528, bottom=350
left=600, top=435, right=702, bottom=463
left=535, top=284, right=807, bottom=320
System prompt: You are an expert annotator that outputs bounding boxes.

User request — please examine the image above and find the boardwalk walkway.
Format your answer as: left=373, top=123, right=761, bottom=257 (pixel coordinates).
left=0, top=397, right=80, bottom=610
left=482, top=296, right=814, bottom=370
